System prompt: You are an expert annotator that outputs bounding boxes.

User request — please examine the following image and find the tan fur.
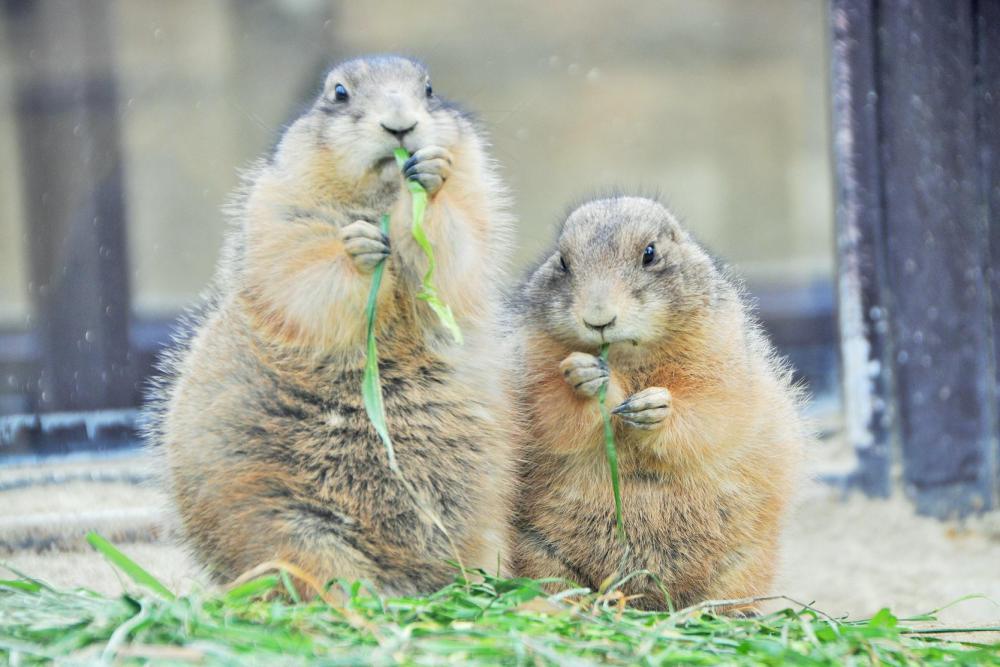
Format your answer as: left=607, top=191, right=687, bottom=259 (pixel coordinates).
left=147, top=56, right=515, bottom=594
left=509, top=196, right=806, bottom=612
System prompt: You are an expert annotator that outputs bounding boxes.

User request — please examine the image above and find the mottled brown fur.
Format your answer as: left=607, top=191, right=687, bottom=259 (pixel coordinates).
left=146, top=56, right=514, bottom=594
left=509, top=196, right=806, bottom=611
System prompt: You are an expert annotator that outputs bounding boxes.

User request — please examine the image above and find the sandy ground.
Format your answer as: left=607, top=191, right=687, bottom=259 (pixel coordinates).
left=2, top=441, right=999, bottom=632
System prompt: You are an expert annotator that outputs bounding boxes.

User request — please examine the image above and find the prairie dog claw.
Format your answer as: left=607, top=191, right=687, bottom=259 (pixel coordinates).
left=559, top=351, right=609, bottom=398
left=403, top=146, right=453, bottom=196
left=612, top=387, right=672, bottom=429
left=343, top=219, right=389, bottom=273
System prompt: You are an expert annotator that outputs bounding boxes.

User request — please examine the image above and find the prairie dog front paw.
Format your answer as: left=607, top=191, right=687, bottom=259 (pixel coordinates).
left=403, top=146, right=453, bottom=196
left=559, top=351, right=609, bottom=399
left=343, top=220, right=389, bottom=273
left=612, top=387, right=671, bottom=429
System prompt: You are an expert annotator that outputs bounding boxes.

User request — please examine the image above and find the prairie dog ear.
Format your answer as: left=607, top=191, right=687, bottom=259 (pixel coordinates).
left=664, top=223, right=679, bottom=243
left=665, top=215, right=689, bottom=244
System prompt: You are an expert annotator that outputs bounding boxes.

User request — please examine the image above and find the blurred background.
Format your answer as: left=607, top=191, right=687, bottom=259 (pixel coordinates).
left=0, top=0, right=835, bottom=426
left=0, top=0, right=997, bottom=627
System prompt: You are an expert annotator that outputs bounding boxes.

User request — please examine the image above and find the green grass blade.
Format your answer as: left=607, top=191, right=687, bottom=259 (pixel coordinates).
left=0, top=562, right=56, bottom=591
left=1, top=554, right=997, bottom=666
left=280, top=569, right=302, bottom=604
left=394, top=147, right=463, bottom=344
left=224, top=575, right=280, bottom=602
left=361, top=213, right=397, bottom=470
left=0, top=579, right=42, bottom=593
left=86, top=532, right=175, bottom=600
left=598, top=343, right=626, bottom=543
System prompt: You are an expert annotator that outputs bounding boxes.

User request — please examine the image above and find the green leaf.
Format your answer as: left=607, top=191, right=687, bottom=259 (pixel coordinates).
left=867, top=608, right=898, bottom=630
left=394, top=147, right=463, bottom=344
left=361, top=213, right=397, bottom=470
left=598, top=343, right=626, bottom=543
left=86, top=532, right=175, bottom=600
left=0, top=579, right=42, bottom=593
left=225, top=575, right=280, bottom=602
left=280, top=569, right=302, bottom=604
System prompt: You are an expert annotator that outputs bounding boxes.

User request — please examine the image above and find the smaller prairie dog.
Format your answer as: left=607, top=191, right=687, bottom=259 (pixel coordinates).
left=510, top=196, right=806, bottom=611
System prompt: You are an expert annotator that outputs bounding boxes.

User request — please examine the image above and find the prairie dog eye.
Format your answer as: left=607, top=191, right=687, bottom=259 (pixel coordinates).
left=642, top=243, right=656, bottom=267
left=559, top=255, right=569, bottom=272
left=333, top=83, right=349, bottom=102
left=425, top=81, right=433, bottom=98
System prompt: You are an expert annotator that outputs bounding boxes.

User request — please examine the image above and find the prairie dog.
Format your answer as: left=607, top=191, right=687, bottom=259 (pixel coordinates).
left=510, top=196, right=805, bottom=611
left=146, top=56, right=514, bottom=593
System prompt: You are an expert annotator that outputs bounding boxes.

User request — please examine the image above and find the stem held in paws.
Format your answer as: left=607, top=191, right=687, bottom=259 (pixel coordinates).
left=598, top=343, right=626, bottom=543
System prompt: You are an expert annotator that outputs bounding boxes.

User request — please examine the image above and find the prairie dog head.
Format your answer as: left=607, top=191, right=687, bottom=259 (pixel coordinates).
left=297, top=55, right=463, bottom=183
left=522, top=196, right=721, bottom=353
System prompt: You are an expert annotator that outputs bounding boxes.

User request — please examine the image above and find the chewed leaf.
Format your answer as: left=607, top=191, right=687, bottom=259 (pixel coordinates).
left=419, top=292, right=463, bottom=344
left=394, top=147, right=463, bottom=344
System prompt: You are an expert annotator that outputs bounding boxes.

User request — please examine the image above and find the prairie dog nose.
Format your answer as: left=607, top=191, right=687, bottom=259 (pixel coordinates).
left=583, top=315, right=617, bottom=332
left=380, top=121, right=417, bottom=139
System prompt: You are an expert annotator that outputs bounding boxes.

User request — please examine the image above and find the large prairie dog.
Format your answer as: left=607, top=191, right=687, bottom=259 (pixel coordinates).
left=510, top=196, right=805, bottom=611
left=146, top=56, right=514, bottom=593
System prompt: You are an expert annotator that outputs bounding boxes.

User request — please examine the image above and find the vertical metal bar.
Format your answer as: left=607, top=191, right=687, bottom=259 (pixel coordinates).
left=829, top=0, right=894, bottom=497
left=878, top=0, right=996, bottom=516
left=4, top=0, right=134, bottom=413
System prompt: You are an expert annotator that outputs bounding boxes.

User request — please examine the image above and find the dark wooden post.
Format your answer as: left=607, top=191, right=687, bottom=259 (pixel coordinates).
left=829, top=0, right=894, bottom=498
left=830, top=0, right=999, bottom=517
left=4, top=0, right=134, bottom=412
left=979, top=0, right=1000, bottom=513
left=880, top=0, right=997, bottom=516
